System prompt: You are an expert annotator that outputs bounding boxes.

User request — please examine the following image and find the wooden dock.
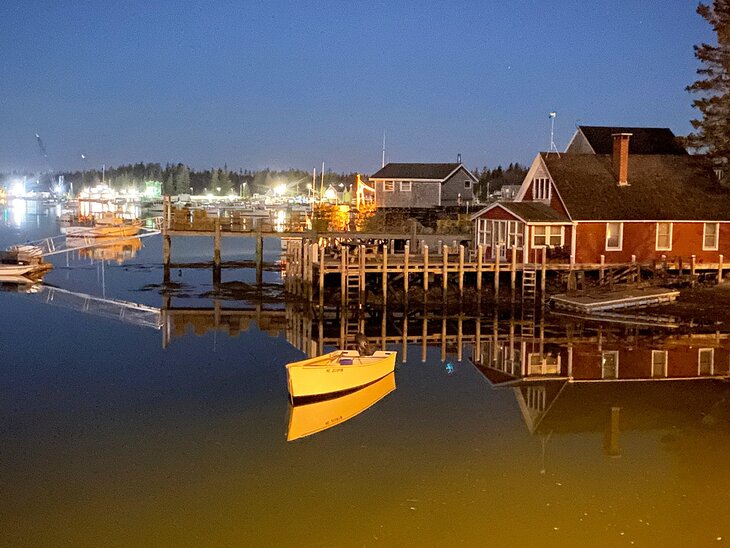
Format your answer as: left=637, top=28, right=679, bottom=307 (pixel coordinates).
left=160, top=197, right=730, bottom=304
left=550, top=288, right=681, bottom=313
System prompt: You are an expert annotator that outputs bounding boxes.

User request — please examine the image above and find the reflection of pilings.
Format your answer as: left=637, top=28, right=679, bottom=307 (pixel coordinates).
left=604, top=407, right=622, bottom=457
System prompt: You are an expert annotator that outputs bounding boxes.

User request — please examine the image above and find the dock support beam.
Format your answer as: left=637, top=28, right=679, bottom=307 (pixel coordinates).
left=719, top=255, right=724, bottom=285
left=423, top=244, right=429, bottom=293
left=213, top=218, right=221, bottom=284
left=476, top=244, right=483, bottom=293
left=382, top=244, right=388, bottom=305
left=494, top=245, right=500, bottom=299
left=258, top=235, right=266, bottom=287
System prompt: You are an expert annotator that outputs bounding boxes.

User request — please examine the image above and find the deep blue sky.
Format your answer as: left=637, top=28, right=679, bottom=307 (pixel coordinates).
left=0, top=1, right=713, bottom=174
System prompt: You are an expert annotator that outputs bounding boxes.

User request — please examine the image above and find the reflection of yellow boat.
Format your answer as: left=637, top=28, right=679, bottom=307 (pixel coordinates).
left=286, top=349, right=397, bottom=398
left=68, top=237, right=142, bottom=263
left=287, top=372, right=395, bottom=441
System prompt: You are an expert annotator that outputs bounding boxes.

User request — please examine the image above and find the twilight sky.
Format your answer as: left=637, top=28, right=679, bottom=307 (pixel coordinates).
left=0, top=1, right=713, bottom=174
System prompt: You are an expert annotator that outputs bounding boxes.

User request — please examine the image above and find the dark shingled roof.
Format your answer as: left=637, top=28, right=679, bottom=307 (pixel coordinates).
left=370, top=163, right=463, bottom=180
left=499, top=201, right=569, bottom=222
left=542, top=152, right=730, bottom=221
left=576, top=126, right=687, bottom=155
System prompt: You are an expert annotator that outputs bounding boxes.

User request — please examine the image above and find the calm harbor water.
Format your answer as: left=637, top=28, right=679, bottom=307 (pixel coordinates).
left=3, top=202, right=730, bottom=546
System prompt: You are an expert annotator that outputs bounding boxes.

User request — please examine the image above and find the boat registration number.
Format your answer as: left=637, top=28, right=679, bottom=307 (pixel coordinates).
left=326, top=368, right=344, bottom=373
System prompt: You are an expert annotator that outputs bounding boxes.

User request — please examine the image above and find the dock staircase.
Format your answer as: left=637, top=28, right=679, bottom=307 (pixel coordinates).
left=522, top=264, right=537, bottom=302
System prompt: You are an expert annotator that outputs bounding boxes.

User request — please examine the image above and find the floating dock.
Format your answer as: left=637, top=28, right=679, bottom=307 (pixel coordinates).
left=550, top=287, right=681, bottom=313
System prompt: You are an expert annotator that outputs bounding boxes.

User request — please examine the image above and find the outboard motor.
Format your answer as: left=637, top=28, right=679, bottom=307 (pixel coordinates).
left=355, top=332, right=374, bottom=356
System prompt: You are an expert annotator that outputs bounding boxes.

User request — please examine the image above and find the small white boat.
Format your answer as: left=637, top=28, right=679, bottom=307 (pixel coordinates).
left=287, top=372, right=395, bottom=441
left=286, top=349, right=397, bottom=398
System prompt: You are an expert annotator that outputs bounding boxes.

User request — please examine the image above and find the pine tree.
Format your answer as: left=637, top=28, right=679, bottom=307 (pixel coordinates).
left=218, top=168, right=233, bottom=194
left=210, top=169, right=220, bottom=193
left=687, top=1, right=730, bottom=160
left=174, top=164, right=190, bottom=195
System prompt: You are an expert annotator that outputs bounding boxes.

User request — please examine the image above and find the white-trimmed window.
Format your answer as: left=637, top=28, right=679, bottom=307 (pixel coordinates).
left=601, top=351, right=619, bottom=379
left=528, top=353, right=561, bottom=375
left=505, top=221, right=523, bottom=249
left=477, top=218, right=491, bottom=246
left=532, top=225, right=563, bottom=247
left=532, top=177, right=551, bottom=201
left=703, top=222, right=719, bottom=250
left=383, top=181, right=394, bottom=192
left=699, top=348, right=714, bottom=376
left=605, top=222, right=623, bottom=251
left=651, top=350, right=668, bottom=378
left=400, top=181, right=412, bottom=192
left=464, top=180, right=472, bottom=190
left=656, top=222, right=672, bottom=251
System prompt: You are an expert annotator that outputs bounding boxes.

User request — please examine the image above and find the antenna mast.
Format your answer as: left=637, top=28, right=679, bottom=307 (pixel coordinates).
left=382, top=131, right=386, bottom=168
left=548, top=112, right=560, bottom=157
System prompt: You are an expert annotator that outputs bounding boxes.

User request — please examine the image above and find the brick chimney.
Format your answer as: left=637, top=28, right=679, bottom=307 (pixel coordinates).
left=612, top=133, right=632, bottom=186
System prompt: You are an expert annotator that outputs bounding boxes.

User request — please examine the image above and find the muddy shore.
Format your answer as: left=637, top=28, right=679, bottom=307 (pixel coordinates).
left=643, top=282, right=730, bottom=327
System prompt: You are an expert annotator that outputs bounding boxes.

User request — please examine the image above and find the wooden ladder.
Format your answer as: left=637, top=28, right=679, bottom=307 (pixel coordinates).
left=522, top=264, right=537, bottom=302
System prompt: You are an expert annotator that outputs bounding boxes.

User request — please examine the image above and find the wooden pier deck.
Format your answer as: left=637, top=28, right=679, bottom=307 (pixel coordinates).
left=550, top=288, right=681, bottom=313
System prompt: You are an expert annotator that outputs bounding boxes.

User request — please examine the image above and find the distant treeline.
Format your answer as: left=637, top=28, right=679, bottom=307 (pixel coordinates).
left=472, top=163, right=528, bottom=200
left=6, top=161, right=528, bottom=199
left=56, top=163, right=361, bottom=196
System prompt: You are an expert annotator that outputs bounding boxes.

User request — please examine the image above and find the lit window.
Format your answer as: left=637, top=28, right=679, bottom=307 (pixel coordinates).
left=699, top=348, right=714, bottom=375
left=703, top=222, right=719, bottom=250
left=532, top=177, right=551, bottom=200
left=400, top=181, right=412, bottom=192
left=601, top=351, right=619, bottom=379
left=532, top=225, right=562, bottom=247
left=464, top=180, right=472, bottom=190
left=606, top=222, right=623, bottom=251
left=656, top=222, right=672, bottom=251
left=383, top=181, right=394, bottom=192
left=651, top=350, right=667, bottom=377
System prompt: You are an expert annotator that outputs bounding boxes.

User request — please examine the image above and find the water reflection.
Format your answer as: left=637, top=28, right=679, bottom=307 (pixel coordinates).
left=287, top=372, right=396, bottom=441
left=66, top=236, right=143, bottom=264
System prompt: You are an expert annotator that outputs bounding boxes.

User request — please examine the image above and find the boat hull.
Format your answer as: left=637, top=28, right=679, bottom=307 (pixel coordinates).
left=286, top=350, right=397, bottom=398
left=62, top=224, right=142, bottom=238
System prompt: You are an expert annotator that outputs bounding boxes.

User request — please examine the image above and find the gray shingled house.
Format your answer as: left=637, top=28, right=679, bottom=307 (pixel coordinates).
left=369, top=163, right=477, bottom=208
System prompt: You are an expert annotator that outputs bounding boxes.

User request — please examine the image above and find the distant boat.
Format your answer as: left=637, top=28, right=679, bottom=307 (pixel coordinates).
left=286, top=349, right=397, bottom=398
left=287, top=372, right=395, bottom=441
left=0, top=263, right=37, bottom=277
left=61, top=212, right=142, bottom=238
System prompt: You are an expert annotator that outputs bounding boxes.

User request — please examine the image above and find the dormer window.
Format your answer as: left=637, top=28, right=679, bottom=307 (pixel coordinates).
left=532, top=177, right=551, bottom=201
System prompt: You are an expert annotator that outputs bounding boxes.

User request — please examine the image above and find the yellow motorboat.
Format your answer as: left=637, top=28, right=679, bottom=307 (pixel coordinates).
left=285, top=349, right=397, bottom=399
left=287, top=372, right=395, bottom=441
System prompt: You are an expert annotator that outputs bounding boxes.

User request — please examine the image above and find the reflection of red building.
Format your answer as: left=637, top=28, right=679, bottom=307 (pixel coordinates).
left=473, top=321, right=730, bottom=454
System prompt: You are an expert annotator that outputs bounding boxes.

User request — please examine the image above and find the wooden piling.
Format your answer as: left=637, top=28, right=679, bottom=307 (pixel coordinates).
left=382, top=244, right=388, bottom=305
left=213, top=218, right=221, bottom=268
left=404, top=243, right=410, bottom=295
left=458, top=245, right=464, bottom=295
left=340, top=246, right=347, bottom=305
left=599, top=254, right=605, bottom=283
left=442, top=245, right=449, bottom=299
left=494, top=245, right=500, bottom=298
left=719, top=254, right=724, bottom=285
left=691, top=254, right=696, bottom=287
left=541, top=247, right=547, bottom=299
left=359, top=244, right=366, bottom=293
left=477, top=244, right=483, bottom=292
left=255, top=230, right=263, bottom=286
left=319, top=245, right=325, bottom=306
left=423, top=245, right=429, bottom=292
left=510, top=245, right=517, bottom=300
